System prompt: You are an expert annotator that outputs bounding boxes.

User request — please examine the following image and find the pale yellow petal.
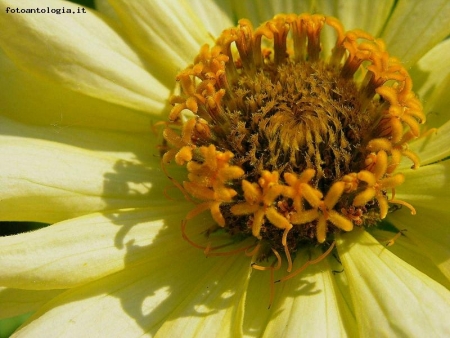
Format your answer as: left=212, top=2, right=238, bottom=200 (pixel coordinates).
left=186, top=0, right=235, bottom=38
left=381, top=0, right=450, bottom=67
left=0, top=50, right=158, bottom=132
left=0, top=206, right=190, bottom=290
left=337, top=230, right=450, bottom=337
left=0, top=119, right=165, bottom=223
left=0, top=116, right=158, bottom=164
left=12, top=242, right=250, bottom=336
left=388, top=206, right=450, bottom=284
left=230, top=0, right=313, bottom=25
left=410, top=39, right=450, bottom=129
left=0, top=288, right=64, bottom=319
left=371, top=229, right=450, bottom=289
left=154, top=253, right=250, bottom=337
left=108, top=0, right=213, bottom=82
left=303, top=1, right=394, bottom=57
left=395, top=161, right=450, bottom=210
left=314, top=0, right=395, bottom=36
left=251, top=252, right=358, bottom=337
left=0, top=0, right=169, bottom=114
left=404, top=121, right=450, bottom=166
left=94, top=0, right=121, bottom=23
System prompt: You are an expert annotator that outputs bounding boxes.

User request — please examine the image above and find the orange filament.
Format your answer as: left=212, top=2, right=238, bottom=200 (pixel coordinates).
left=245, top=244, right=262, bottom=257
left=385, top=229, right=407, bottom=247
left=268, top=268, right=275, bottom=310
left=204, top=243, right=256, bottom=257
left=160, top=160, right=195, bottom=203
left=181, top=219, right=210, bottom=252
left=162, top=185, right=181, bottom=202
left=182, top=219, right=255, bottom=257
left=282, top=227, right=293, bottom=272
left=390, top=189, right=417, bottom=215
left=251, top=248, right=282, bottom=308
left=251, top=248, right=282, bottom=271
left=276, top=242, right=336, bottom=283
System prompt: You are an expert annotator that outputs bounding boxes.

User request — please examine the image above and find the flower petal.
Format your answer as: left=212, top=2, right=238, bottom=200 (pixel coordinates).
left=388, top=206, right=450, bottom=284
left=186, top=0, right=235, bottom=38
left=272, top=1, right=394, bottom=57
left=410, top=39, right=450, bottom=129
left=12, top=238, right=250, bottom=336
left=371, top=230, right=450, bottom=289
left=230, top=0, right=313, bottom=25
left=337, top=230, right=450, bottom=336
left=0, top=118, right=165, bottom=223
left=94, top=0, right=121, bottom=23
left=0, top=116, right=158, bottom=163
left=245, top=252, right=358, bottom=337
left=406, top=122, right=450, bottom=166
left=0, top=50, right=158, bottom=132
left=0, top=206, right=190, bottom=290
left=108, top=0, right=213, bottom=82
left=395, top=161, right=450, bottom=210
left=0, top=288, right=64, bottom=319
left=314, top=0, right=395, bottom=36
left=0, top=0, right=169, bottom=114
left=154, top=253, right=250, bottom=337
left=381, top=0, right=450, bottom=67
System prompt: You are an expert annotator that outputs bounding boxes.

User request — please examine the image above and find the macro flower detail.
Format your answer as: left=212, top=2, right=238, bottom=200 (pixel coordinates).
left=163, top=13, right=425, bottom=280
left=1, top=0, right=450, bottom=337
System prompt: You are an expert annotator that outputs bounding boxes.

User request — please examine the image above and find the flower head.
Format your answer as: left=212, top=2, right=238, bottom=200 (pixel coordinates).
left=1, top=0, right=450, bottom=337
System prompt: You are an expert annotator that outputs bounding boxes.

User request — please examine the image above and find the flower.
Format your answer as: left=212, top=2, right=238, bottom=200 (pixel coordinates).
left=1, top=0, right=450, bottom=336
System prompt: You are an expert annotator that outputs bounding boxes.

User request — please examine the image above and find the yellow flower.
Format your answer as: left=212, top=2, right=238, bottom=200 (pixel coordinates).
left=1, top=0, right=450, bottom=336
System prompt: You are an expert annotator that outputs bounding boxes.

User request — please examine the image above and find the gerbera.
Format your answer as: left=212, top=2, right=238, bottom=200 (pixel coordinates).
left=1, top=0, right=450, bottom=336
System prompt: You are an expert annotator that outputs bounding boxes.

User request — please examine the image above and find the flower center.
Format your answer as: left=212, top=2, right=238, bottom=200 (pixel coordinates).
left=162, top=14, right=425, bottom=275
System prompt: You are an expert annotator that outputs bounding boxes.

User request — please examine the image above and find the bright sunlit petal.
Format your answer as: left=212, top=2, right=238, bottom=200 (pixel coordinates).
left=338, top=230, right=450, bottom=336
left=0, top=139, right=153, bottom=223
left=11, top=241, right=250, bottom=337
left=186, top=0, right=235, bottom=38
left=0, top=50, right=158, bottom=132
left=154, top=253, right=250, bottom=337
left=253, top=253, right=358, bottom=337
left=0, top=206, right=191, bottom=290
left=0, top=0, right=169, bottom=114
left=107, top=0, right=214, bottom=85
